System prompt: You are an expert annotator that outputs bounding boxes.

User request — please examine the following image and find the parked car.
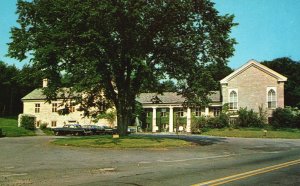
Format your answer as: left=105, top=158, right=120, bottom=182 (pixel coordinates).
left=82, top=125, right=103, bottom=135
left=100, top=126, right=118, bottom=135
left=52, top=124, right=92, bottom=136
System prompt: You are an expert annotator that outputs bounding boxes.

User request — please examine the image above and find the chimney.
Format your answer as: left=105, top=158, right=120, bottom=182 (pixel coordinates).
left=43, top=79, right=48, bottom=88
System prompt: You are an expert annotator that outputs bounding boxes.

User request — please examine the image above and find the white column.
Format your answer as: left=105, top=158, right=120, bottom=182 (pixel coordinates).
left=152, top=107, right=157, bottom=132
left=186, top=107, right=191, bottom=132
left=169, top=106, right=174, bottom=132
left=205, top=107, right=209, bottom=117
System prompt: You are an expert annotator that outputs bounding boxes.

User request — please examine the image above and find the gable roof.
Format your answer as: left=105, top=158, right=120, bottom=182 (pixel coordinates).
left=22, top=88, right=80, bottom=101
left=136, top=91, right=221, bottom=104
left=220, top=59, right=288, bottom=84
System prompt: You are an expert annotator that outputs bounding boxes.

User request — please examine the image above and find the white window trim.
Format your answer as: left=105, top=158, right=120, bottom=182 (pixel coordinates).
left=195, top=107, right=201, bottom=117
left=228, top=88, right=238, bottom=110
left=267, top=87, right=277, bottom=109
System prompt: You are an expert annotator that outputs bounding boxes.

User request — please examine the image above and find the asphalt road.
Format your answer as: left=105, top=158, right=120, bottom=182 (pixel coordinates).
left=1, top=135, right=300, bottom=186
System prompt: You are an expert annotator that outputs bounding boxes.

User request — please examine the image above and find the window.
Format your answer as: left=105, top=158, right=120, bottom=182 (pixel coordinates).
left=177, top=108, right=184, bottom=117
left=229, top=90, right=238, bottom=110
left=35, top=103, right=40, bottom=113
left=268, top=88, right=277, bottom=109
left=195, top=108, right=201, bottom=117
left=161, top=109, right=167, bottom=117
left=213, top=108, right=221, bottom=116
left=69, top=102, right=76, bottom=113
left=52, top=103, right=57, bottom=112
left=51, top=121, right=57, bottom=127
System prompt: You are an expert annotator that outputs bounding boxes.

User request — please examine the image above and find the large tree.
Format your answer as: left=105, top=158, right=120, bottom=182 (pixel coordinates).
left=8, top=0, right=237, bottom=135
left=262, top=57, right=300, bottom=108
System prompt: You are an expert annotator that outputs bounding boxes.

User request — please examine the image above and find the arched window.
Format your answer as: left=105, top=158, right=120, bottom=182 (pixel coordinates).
left=268, top=89, right=276, bottom=108
left=229, top=90, right=238, bottom=110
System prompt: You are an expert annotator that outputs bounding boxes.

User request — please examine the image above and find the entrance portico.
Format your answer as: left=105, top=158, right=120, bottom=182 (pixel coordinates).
left=136, top=92, right=222, bottom=133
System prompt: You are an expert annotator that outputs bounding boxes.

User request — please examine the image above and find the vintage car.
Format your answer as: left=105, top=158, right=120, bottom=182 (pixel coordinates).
left=82, top=125, right=118, bottom=135
left=52, top=124, right=92, bottom=136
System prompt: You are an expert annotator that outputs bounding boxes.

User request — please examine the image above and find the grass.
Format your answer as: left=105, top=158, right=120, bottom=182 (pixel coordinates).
left=41, top=128, right=54, bottom=135
left=52, top=135, right=193, bottom=148
left=201, top=127, right=300, bottom=139
left=0, top=117, right=36, bottom=137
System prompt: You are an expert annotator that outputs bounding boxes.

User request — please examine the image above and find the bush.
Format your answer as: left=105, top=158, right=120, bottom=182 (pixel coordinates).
left=191, top=116, right=207, bottom=133
left=20, top=115, right=35, bottom=130
left=207, top=113, right=229, bottom=129
left=270, top=107, right=300, bottom=128
left=40, top=123, right=48, bottom=130
left=237, top=108, right=265, bottom=128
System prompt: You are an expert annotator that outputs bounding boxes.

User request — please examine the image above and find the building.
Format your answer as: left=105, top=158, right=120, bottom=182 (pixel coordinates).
left=136, top=92, right=221, bottom=132
left=20, top=79, right=113, bottom=128
left=137, top=60, right=287, bottom=132
left=20, top=60, right=287, bottom=131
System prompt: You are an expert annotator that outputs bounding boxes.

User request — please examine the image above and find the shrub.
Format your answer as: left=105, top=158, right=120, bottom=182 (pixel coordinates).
left=270, top=107, right=299, bottom=128
left=40, top=123, right=48, bottom=130
left=20, top=115, right=35, bottom=130
left=237, top=108, right=265, bottom=128
left=191, top=116, right=207, bottom=133
left=207, top=113, right=229, bottom=129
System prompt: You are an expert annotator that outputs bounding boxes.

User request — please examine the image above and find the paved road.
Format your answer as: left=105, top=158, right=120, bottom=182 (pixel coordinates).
left=1, top=135, right=300, bottom=186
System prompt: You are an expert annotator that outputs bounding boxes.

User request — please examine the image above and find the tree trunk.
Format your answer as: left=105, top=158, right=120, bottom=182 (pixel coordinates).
left=116, top=107, right=130, bottom=136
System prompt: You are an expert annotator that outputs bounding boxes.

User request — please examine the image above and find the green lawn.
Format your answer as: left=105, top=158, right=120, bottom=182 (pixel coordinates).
left=201, top=127, right=300, bottom=139
left=0, top=117, right=36, bottom=137
left=52, top=135, right=193, bottom=148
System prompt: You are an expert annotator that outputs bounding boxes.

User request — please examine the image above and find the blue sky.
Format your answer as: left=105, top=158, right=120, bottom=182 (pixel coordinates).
left=1, top=0, right=300, bottom=69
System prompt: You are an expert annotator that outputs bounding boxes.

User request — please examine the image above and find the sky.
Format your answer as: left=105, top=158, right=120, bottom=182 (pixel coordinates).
left=0, top=0, right=300, bottom=69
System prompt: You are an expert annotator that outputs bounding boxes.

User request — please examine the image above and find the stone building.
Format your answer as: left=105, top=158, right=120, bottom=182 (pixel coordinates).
left=137, top=60, right=287, bottom=132
left=220, top=60, right=287, bottom=115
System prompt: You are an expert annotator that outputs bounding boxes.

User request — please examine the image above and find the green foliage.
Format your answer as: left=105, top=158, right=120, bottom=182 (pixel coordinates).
left=39, top=123, right=48, bottom=130
left=191, top=116, right=207, bottom=133
left=0, top=62, right=43, bottom=116
left=207, top=113, right=229, bottom=129
left=201, top=127, right=300, bottom=139
left=9, top=0, right=237, bottom=135
left=96, top=110, right=116, bottom=126
left=20, top=115, right=36, bottom=130
left=191, top=113, right=229, bottom=133
left=236, top=108, right=265, bottom=128
left=270, top=107, right=300, bottom=128
left=41, top=128, right=54, bottom=136
left=262, top=58, right=300, bottom=108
